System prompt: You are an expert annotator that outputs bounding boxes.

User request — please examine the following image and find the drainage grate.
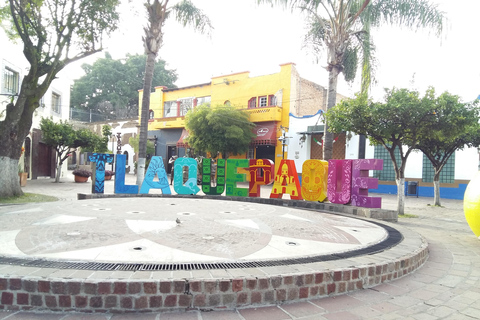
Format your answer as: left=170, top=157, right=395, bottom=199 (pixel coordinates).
left=0, top=222, right=402, bottom=272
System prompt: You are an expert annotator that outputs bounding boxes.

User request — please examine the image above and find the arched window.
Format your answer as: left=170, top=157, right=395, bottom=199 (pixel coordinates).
left=149, top=110, right=154, bottom=120
left=224, top=100, right=231, bottom=106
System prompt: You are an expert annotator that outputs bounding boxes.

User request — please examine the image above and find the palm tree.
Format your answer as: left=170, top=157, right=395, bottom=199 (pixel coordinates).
left=259, top=0, right=445, bottom=160
left=137, top=0, right=212, bottom=185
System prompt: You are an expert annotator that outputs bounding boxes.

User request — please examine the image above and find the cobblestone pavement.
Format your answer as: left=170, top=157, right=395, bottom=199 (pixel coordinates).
left=1, top=174, right=479, bottom=319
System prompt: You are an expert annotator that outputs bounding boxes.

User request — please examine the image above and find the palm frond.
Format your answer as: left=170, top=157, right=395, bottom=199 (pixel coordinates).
left=172, top=0, right=213, bottom=36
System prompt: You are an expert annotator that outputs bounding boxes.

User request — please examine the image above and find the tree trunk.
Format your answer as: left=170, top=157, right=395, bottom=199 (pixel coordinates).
left=433, top=171, right=441, bottom=206
left=396, top=178, right=405, bottom=215
left=0, top=157, right=23, bottom=198
left=323, top=66, right=340, bottom=161
left=136, top=51, right=156, bottom=186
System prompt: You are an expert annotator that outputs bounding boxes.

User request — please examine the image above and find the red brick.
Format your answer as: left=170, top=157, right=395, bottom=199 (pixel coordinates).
left=310, top=286, right=319, bottom=297
left=1, top=292, right=13, bottom=305
left=356, top=281, right=363, bottom=290
left=45, top=295, right=57, bottom=308
left=120, top=297, right=132, bottom=309
left=333, top=271, right=342, bottom=281
left=264, top=290, right=275, bottom=303
left=90, top=296, right=103, bottom=308
left=113, top=282, right=127, bottom=294
left=352, top=269, right=359, bottom=279
left=164, top=295, right=177, bottom=307
left=67, top=282, right=81, bottom=295
left=193, top=294, right=206, bottom=307
left=173, top=280, right=185, bottom=293
left=375, top=265, right=382, bottom=275
left=258, top=278, right=269, bottom=290
left=135, top=296, right=148, bottom=309
left=276, top=289, right=286, bottom=302
left=59, top=295, right=71, bottom=308
left=283, top=276, right=293, bottom=285
left=338, top=282, right=346, bottom=293
left=75, top=296, right=88, bottom=308
left=31, top=295, right=43, bottom=307
left=237, top=292, right=248, bottom=305
left=223, top=293, right=235, bottom=305
left=149, top=296, right=162, bottom=308
left=343, top=270, right=351, bottom=281
left=189, top=281, right=201, bottom=292
left=348, top=281, right=355, bottom=291
left=270, top=276, right=282, bottom=288
left=16, top=293, right=29, bottom=305
left=295, top=275, right=304, bottom=287
left=84, top=282, right=97, bottom=295
left=304, top=274, right=314, bottom=285
left=299, top=287, right=309, bottom=299
left=288, top=288, right=299, bottom=300
left=219, top=280, right=230, bottom=292
left=315, top=273, right=324, bottom=284
left=368, top=266, right=375, bottom=277
left=319, top=285, right=326, bottom=296
left=9, top=278, right=22, bottom=291
left=143, top=282, right=157, bottom=294
left=0, top=279, right=7, bottom=290
left=246, top=279, right=257, bottom=290
left=208, top=294, right=221, bottom=307
left=22, top=280, right=37, bottom=292
left=251, top=291, right=262, bottom=304
left=38, top=280, right=50, bottom=293
left=327, top=283, right=336, bottom=294
left=128, top=282, right=141, bottom=294
left=232, top=279, right=243, bottom=292
left=159, top=281, right=171, bottom=294
left=105, top=296, right=117, bottom=308
left=98, top=282, right=111, bottom=295
left=51, top=281, right=66, bottom=294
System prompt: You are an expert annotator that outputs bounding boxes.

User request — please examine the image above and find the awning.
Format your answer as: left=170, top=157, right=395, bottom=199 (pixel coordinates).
left=251, top=122, right=277, bottom=146
left=176, top=129, right=189, bottom=148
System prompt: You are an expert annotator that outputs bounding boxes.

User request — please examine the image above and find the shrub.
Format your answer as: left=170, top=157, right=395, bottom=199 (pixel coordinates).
left=72, top=169, right=92, bottom=177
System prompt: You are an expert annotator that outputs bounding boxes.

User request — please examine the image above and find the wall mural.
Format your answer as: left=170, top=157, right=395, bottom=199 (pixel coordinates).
left=89, top=154, right=384, bottom=209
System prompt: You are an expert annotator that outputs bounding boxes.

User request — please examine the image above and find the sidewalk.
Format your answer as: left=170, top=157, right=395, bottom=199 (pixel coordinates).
left=1, top=174, right=479, bottom=319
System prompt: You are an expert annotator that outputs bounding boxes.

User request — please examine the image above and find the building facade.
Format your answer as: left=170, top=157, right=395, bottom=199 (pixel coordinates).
left=139, top=63, right=344, bottom=174
left=1, top=30, right=71, bottom=181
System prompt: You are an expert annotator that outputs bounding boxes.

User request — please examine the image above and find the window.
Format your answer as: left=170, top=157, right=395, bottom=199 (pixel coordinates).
left=422, top=153, right=455, bottom=183
left=196, top=96, right=211, bottom=107
left=3, top=67, right=19, bottom=94
left=179, top=98, right=193, bottom=116
left=248, top=97, right=256, bottom=108
left=51, top=92, right=61, bottom=114
left=149, top=110, right=154, bottom=120
left=224, top=100, right=231, bottom=106
left=269, top=95, right=276, bottom=106
left=164, top=101, right=178, bottom=117
left=373, top=145, right=401, bottom=181
left=259, top=96, right=267, bottom=107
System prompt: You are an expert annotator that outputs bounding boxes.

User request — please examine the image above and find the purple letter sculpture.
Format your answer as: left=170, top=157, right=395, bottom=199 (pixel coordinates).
left=351, top=159, right=383, bottom=208
left=327, top=160, right=352, bottom=204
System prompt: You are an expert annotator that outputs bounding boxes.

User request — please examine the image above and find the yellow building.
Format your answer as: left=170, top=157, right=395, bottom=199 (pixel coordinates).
left=138, top=63, right=334, bottom=174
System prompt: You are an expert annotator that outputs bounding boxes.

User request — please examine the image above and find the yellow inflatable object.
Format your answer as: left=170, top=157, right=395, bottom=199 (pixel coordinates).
left=464, top=171, right=480, bottom=238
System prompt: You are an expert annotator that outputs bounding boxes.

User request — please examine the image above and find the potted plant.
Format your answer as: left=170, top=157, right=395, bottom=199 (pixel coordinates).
left=72, top=169, right=91, bottom=183
left=105, top=170, right=115, bottom=180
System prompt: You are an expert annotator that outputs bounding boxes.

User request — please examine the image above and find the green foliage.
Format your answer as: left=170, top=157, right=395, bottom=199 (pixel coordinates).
left=70, top=53, right=178, bottom=119
left=185, top=105, right=256, bottom=158
left=128, top=136, right=155, bottom=156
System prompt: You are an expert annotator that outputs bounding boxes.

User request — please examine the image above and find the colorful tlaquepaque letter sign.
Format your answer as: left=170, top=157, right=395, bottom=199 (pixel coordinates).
left=248, top=159, right=274, bottom=197
left=225, top=159, right=249, bottom=197
left=351, top=159, right=383, bottom=208
left=139, top=156, right=171, bottom=194
left=270, top=159, right=302, bottom=200
left=302, top=160, right=328, bottom=202
left=327, top=160, right=352, bottom=204
left=202, top=158, right=225, bottom=195
left=173, top=157, right=200, bottom=195
left=114, top=154, right=138, bottom=194
left=88, top=153, right=114, bottom=194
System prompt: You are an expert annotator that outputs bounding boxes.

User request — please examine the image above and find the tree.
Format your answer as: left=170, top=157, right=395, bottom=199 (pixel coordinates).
left=414, top=89, right=480, bottom=206
left=326, top=88, right=433, bottom=214
left=70, top=52, right=177, bottom=120
left=185, top=105, right=256, bottom=159
left=0, top=0, right=120, bottom=197
left=137, top=0, right=212, bottom=186
left=259, top=0, right=445, bottom=160
left=40, top=118, right=110, bottom=183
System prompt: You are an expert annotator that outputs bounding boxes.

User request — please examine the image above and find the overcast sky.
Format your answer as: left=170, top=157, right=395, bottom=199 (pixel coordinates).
left=65, top=0, right=479, bottom=103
